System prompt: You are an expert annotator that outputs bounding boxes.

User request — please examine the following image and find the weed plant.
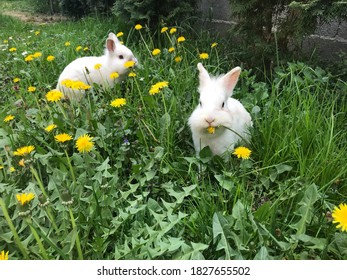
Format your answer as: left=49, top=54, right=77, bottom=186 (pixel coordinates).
left=0, top=15, right=346, bottom=260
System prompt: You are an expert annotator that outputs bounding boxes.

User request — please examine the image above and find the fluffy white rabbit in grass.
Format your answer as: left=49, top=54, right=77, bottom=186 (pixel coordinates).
left=56, top=32, right=137, bottom=100
left=188, top=63, right=252, bottom=156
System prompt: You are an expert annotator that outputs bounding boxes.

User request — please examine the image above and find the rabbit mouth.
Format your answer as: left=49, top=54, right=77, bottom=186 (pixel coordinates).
left=206, top=126, right=216, bottom=134
left=205, top=125, right=224, bottom=134
left=207, top=125, right=225, bottom=135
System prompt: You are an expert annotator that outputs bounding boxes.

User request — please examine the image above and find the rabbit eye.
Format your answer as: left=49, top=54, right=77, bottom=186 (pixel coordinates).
left=199, top=101, right=202, bottom=107
left=119, top=55, right=124, bottom=59
left=221, top=102, right=225, bottom=108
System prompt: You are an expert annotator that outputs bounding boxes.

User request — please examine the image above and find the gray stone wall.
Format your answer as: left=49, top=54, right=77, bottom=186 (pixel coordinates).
left=198, top=0, right=234, bottom=36
left=304, top=20, right=347, bottom=61
left=199, top=0, right=347, bottom=61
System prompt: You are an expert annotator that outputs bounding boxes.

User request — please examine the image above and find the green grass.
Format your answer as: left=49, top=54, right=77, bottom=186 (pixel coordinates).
left=0, top=0, right=35, bottom=14
left=0, top=13, right=346, bottom=260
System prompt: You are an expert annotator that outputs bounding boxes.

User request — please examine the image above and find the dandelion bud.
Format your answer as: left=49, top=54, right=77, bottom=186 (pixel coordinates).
left=38, top=194, right=50, bottom=208
left=61, top=189, right=74, bottom=206
left=18, top=203, right=32, bottom=218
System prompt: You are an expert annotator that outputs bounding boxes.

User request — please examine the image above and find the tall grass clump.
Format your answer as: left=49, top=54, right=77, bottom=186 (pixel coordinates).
left=0, top=14, right=346, bottom=260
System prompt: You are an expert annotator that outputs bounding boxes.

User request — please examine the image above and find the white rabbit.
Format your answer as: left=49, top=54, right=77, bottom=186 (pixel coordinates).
left=56, top=32, right=137, bottom=100
left=188, top=63, right=252, bottom=156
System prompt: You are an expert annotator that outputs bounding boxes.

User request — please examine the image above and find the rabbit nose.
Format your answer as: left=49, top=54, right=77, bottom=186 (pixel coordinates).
left=205, top=118, right=215, bottom=125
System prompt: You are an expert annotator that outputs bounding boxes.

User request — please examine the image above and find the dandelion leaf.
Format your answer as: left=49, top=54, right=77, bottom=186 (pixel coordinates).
left=199, top=145, right=213, bottom=159
left=212, top=212, right=238, bottom=259
left=291, top=234, right=326, bottom=250
left=254, top=246, right=272, bottom=260
left=290, top=184, right=319, bottom=235
left=0, top=128, right=11, bottom=147
left=175, top=242, right=208, bottom=260
left=164, top=183, right=196, bottom=204
left=215, top=174, right=235, bottom=191
left=328, top=233, right=347, bottom=258
left=275, top=163, right=293, bottom=174
left=254, top=201, right=272, bottom=222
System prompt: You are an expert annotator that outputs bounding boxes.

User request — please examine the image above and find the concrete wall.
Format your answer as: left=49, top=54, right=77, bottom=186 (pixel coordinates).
left=198, top=0, right=234, bottom=36
left=198, top=0, right=347, bottom=61
left=304, top=20, right=347, bottom=61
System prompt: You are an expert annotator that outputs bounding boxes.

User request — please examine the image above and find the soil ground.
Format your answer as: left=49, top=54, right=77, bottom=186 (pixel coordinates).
left=3, top=10, right=67, bottom=24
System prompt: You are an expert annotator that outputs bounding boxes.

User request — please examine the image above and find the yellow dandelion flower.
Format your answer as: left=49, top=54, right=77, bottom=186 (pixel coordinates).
left=76, top=134, right=94, bottom=153
left=168, top=47, right=175, bottom=53
left=28, top=86, right=36, bottom=92
left=35, top=31, right=40, bottom=36
left=161, top=27, right=168, bottom=33
left=71, top=81, right=85, bottom=90
left=46, top=89, right=63, bottom=102
left=177, top=36, right=186, bottom=43
left=155, top=81, right=169, bottom=88
left=9, top=47, right=17, bottom=52
left=16, top=193, right=35, bottom=206
left=61, top=79, right=72, bottom=87
left=110, top=72, right=119, bottom=79
left=45, top=124, right=57, bottom=132
left=135, top=24, right=143, bottom=30
left=124, top=61, right=136, bottom=68
left=4, top=40, right=8, bottom=44
left=0, top=165, right=4, bottom=170
left=174, top=56, right=182, bottom=63
left=76, top=46, right=82, bottom=51
left=19, top=158, right=25, bottom=167
left=25, top=55, right=34, bottom=62
left=33, top=52, right=42, bottom=58
left=83, top=47, right=89, bottom=51
left=152, top=48, right=161, bottom=56
left=13, top=77, right=20, bottom=83
left=9, top=167, right=15, bottom=173
left=149, top=87, right=160, bottom=95
left=211, top=42, right=218, bottom=48
left=232, top=146, right=252, bottom=159
left=81, top=83, right=91, bottom=90
left=13, top=146, right=35, bottom=157
left=0, top=251, right=9, bottom=260
left=61, top=79, right=90, bottom=91
left=199, top=53, right=209, bottom=60
left=128, top=72, right=137, bottom=77
left=332, top=203, right=347, bottom=232
left=94, top=63, right=102, bottom=70
left=207, top=126, right=215, bottom=134
left=149, top=81, right=169, bottom=95
left=170, top=28, right=177, bottom=34
left=65, top=41, right=71, bottom=46
left=70, top=80, right=91, bottom=90
left=55, top=133, right=73, bottom=143
left=116, top=32, right=124, bottom=37
left=47, top=55, right=55, bottom=62
left=110, top=98, right=126, bottom=108
left=4, top=115, right=15, bottom=123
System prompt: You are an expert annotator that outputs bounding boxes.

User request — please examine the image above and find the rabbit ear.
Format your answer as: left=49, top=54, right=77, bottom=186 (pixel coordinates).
left=221, top=66, right=241, bottom=95
left=197, top=63, right=210, bottom=89
left=108, top=32, right=120, bottom=43
left=106, top=32, right=120, bottom=53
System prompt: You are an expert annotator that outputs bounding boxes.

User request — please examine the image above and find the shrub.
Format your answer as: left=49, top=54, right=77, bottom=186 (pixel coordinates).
left=60, top=0, right=116, bottom=18
left=28, top=0, right=60, bottom=14
left=27, top=0, right=116, bottom=17
left=112, top=0, right=199, bottom=29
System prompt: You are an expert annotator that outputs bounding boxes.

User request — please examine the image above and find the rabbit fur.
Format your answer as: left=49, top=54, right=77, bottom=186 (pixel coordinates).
left=188, top=63, right=252, bottom=156
left=56, top=32, right=137, bottom=100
